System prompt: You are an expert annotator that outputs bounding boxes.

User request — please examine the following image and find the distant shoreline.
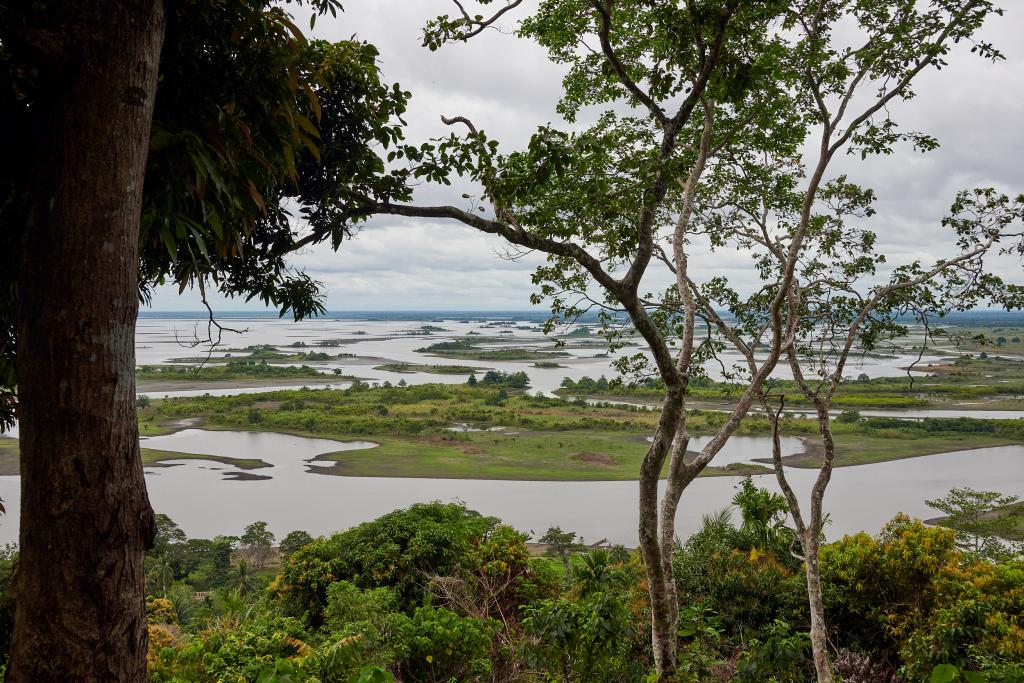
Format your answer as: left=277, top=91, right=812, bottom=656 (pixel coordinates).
left=137, top=309, right=1024, bottom=325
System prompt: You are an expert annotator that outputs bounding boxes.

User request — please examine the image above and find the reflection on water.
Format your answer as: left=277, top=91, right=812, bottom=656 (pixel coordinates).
left=3, top=429, right=1021, bottom=546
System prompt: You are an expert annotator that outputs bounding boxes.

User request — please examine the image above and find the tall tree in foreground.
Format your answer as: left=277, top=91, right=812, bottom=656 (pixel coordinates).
left=1, top=2, right=165, bottom=678
left=370, top=1, right=804, bottom=676
left=760, top=189, right=1022, bottom=682
left=408, top=2, right=798, bottom=676
left=0, top=0, right=408, bottom=677
left=361, top=0, right=1009, bottom=679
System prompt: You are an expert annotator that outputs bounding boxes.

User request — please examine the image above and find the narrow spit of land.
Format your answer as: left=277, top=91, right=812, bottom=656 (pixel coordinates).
left=0, top=437, right=267, bottom=476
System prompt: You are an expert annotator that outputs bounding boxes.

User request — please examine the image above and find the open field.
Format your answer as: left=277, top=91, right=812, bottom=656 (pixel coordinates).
left=762, top=432, right=1022, bottom=469
left=7, top=380, right=1022, bottom=481
left=929, top=325, right=1024, bottom=356
left=308, top=429, right=770, bottom=480
left=926, top=502, right=1024, bottom=542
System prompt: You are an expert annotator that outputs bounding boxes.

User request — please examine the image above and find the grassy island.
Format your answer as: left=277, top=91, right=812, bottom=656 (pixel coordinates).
left=122, top=382, right=1024, bottom=481
left=415, top=339, right=571, bottom=362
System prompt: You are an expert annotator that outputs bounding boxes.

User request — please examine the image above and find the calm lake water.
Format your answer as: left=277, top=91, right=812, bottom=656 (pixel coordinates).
left=2, top=429, right=1021, bottom=546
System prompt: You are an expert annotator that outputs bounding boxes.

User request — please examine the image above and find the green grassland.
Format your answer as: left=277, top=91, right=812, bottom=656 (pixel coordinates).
left=308, top=430, right=770, bottom=480
left=0, top=438, right=17, bottom=475
left=4, top=379, right=1022, bottom=481
left=929, top=326, right=1024, bottom=355
left=1000, top=505, right=1024, bottom=541
left=133, top=382, right=1024, bottom=480
left=762, top=431, right=1021, bottom=469
left=928, top=502, right=1024, bottom=542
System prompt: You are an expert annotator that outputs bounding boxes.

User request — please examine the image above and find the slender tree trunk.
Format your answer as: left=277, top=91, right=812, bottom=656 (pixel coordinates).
left=658, top=433, right=690, bottom=636
left=805, top=407, right=836, bottom=683
left=8, top=1, right=165, bottom=680
left=768, top=395, right=834, bottom=683
left=638, top=388, right=684, bottom=679
left=803, top=531, right=834, bottom=683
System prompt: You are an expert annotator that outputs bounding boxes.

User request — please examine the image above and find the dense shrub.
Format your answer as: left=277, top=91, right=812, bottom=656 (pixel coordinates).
left=821, top=515, right=1024, bottom=679
left=276, top=502, right=497, bottom=621
left=673, top=521, right=807, bottom=642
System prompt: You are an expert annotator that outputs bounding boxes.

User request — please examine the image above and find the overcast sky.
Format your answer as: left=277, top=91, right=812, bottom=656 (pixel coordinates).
left=148, top=1, right=1024, bottom=312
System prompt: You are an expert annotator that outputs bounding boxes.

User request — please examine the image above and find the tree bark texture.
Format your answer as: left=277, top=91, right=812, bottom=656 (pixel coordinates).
left=8, top=1, right=165, bottom=680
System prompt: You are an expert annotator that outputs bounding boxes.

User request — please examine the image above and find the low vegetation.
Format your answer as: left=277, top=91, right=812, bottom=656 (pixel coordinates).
left=373, top=363, right=487, bottom=375
left=6, top=496, right=1016, bottom=682
left=137, top=361, right=333, bottom=382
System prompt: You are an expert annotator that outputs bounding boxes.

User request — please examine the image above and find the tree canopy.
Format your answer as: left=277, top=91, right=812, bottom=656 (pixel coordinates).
left=0, top=0, right=414, bottom=431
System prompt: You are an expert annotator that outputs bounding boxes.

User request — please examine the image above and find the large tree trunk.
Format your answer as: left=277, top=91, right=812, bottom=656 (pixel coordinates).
left=7, top=1, right=165, bottom=680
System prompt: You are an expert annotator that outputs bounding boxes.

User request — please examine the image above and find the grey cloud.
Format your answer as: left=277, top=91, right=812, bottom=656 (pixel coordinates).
left=152, top=1, right=1024, bottom=312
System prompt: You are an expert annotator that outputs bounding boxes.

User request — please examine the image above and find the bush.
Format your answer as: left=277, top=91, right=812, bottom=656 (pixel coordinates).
left=319, top=581, right=412, bottom=677
left=734, top=620, right=811, bottom=683
left=276, top=502, right=497, bottom=621
left=673, top=521, right=807, bottom=643
left=401, top=606, right=494, bottom=683
left=523, top=591, right=646, bottom=682
left=821, top=515, right=1024, bottom=679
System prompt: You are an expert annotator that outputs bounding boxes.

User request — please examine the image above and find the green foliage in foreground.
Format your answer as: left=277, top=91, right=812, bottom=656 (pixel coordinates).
left=7, top=494, right=1020, bottom=681
left=108, top=498, right=1024, bottom=682
left=277, top=503, right=501, bottom=620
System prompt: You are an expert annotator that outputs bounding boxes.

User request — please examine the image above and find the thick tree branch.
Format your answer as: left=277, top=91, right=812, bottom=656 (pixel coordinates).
left=592, top=0, right=667, bottom=126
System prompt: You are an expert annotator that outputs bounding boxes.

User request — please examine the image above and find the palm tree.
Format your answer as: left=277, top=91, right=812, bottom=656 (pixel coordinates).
left=226, top=559, right=257, bottom=595
left=700, top=507, right=734, bottom=534
left=731, top=478, right=791, bottom=551
left=573, top=549, right=614, bottom=597
left=148, top=554, right=174, bottom=598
